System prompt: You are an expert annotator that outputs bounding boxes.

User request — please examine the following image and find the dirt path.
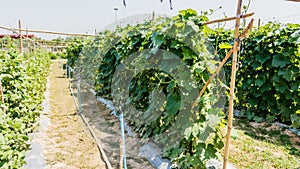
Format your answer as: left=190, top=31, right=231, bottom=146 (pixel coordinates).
left=41, top=61, right=106, bottom=169
left=77, top=83, right=154, bottom=169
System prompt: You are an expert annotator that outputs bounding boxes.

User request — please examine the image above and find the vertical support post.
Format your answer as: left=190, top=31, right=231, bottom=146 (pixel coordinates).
left=18, top=20, right=23, bottom=54
left=223, top=0, right=242, bottom=169
left=152, top=11, right=155, bottom=22
left=26, top=28, right=31, bottom=61
left=114, top=8, right=118, bottom=28
left=33, top=39, right=36, bottom=60
left=0, top=81, right=4, bottom=104
left=44, top=40, right=47, bottom=50
left=258, top=18, right=261, bottom=28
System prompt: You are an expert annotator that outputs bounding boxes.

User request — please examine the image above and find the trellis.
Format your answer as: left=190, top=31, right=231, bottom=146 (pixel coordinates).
left=0, top=1, right=255, bottom=168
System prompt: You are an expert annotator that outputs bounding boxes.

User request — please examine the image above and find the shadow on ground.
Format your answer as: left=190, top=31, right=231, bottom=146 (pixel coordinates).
left=234, top=118, right=300, bottom=157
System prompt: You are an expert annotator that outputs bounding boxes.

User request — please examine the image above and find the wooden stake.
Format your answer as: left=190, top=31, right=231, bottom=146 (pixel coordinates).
left=223, top=0, right=243, bottom=168
left=192, top=49, right=233, bottom=109
left=239, top=18, right=254, bottom=40
left=27, top=28, right=31, bottom=59
left=18, top=20, right=23, bottom=54
left=0, top=13, right=254, bottom=38
left=0, top=81, right=4, bottom=104
left=258, top=18, right=261, bottom=28
left=202, top=12, right=254, bottom=26
left=191, top=18, right=254, bottom=109
left=33, top=40, right=36, bottom=60
left=0, top=25, right=96, bottom=37
left=152, top=11, right=155, bottom=22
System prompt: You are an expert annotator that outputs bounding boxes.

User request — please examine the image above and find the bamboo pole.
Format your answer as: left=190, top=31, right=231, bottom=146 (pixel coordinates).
left=44, top=40, right=47, bottom=50
left=191, top=18, right=254, bottom=109
left=33, top=39, right=36, bottom=60
left=202, top=12, right=254, bottom=26
left=152, top=11, right=155, bottom=22
left=0, top=25, right=96, bottom=37
left=18, top=20, right=23, bottom=54
left=223, top=0, right=243, bottom=168
left=258, top=18, right=261, bottom=28
left=239, top=18, right=254, bottom=40
left=0, top=81, right=4, bottom=104
left=0, top=80, right=5, bottom=114
left=192, top=49, right=233, bottom=109
left=26, top=28, right=29, bottom=53
left=0, top=13, right=254, bottom=38
left=285, top=0, right=300, bottom=2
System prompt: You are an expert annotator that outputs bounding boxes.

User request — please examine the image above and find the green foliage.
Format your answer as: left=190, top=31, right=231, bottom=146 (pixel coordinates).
left=48, top=51, right=58, bottom=60
left=0, top=48, right=50, bottom=168
left=237, top=23, right=300, bottom=127
left=66, top=39, right=84, bottom=68
left=74, top=10, right=226, bottom=168
left=208, top=28, right=234, bottom=81
left=211, top=22, right=300, bottom=128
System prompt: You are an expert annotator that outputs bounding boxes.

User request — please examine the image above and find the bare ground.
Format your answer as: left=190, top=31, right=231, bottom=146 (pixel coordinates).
left=76, top=80, right=154, bottom=169
left=40, top=61, right=106, bottom=169
left=40, top=60, right=153, bottom=169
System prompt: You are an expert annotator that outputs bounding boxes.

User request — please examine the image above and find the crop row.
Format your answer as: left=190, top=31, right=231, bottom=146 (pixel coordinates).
left=0, top=46, right=51, bottom=168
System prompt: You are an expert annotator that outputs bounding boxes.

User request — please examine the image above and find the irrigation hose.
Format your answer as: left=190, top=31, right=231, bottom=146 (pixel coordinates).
left=67, top=66, right=113, bottom=169
left=119, top=113, right=127, bottom=169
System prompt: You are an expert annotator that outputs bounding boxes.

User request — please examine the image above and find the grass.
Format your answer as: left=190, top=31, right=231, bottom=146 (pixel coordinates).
left=227, top=118, right=300, bottom=169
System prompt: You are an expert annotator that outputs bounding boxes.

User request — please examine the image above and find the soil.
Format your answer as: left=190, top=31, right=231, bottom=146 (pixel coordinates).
left=235, top=119, right=300, bottom=150
left=40, top=61, right=106, bottom=169
left=74, top=76, right=155, bottom=169
left=40, top=60, right=154, bottom=169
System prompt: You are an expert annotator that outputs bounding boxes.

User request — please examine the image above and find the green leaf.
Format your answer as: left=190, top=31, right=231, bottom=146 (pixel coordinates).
left=291, top=81, right=299, bottom=91
left=178, top=9, right=198, bottom=19
left=291, top=114, right=300, bottom=128
left=260, top=82, right=272, bottom=93
left=256, top=54, right=271, bottom=64
left=275, top=82, right=288, bottom=93
left=251, top=61, right=261, bottom=70
left=254, top=116, right=264, bottom=122
left=255, top=78, right=264, bottom=87
left=272, top=54, right=290, bottom=68
left=182, top=48, right=193, bottom=60
left=204, top=144, right=217, bottom=159
left=184, top=126, right=192, bottom=139
left=278, top=69, right=292, bottom=81
left=151, top=32, right=165, bottom=47
left=166, top=93, right=181, bottom=116
left=218, top=42, right=232, bottom=49
left=271, top=74, right=281, bottom=83
left=231, top=128, right=239, bottom=140
left=289, top=30, right=300, bottom=44
left=191, top=123, right=201, bottom=137
left=175, top=22, right=184, bottom=28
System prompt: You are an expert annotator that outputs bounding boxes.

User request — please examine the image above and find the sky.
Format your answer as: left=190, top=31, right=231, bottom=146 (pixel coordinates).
left=0, top=0, right=299, bottom=39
